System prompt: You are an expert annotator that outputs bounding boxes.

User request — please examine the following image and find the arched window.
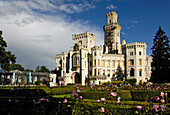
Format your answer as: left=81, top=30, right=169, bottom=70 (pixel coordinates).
left=98, top=59, right=100, bottom=66
left=74, top=56, right=77, bottom=65
left=85, top=61, right=86, bottom=67
left=139, top=69, right=142, bottom=76
left=130, top=68, right=134, bottom=76
left=77, top=57, right=79, bottom=64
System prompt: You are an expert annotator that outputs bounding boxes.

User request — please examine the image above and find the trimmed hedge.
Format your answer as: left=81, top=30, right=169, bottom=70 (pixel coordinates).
left=80, top=90, right=132, bottom=101
left=131, top=90, right=170, bottom=102
left=72, top=99, right=170, bottom=115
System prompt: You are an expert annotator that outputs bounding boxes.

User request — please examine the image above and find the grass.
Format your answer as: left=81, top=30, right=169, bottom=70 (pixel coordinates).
left=52, top=94, right=72, bottom=98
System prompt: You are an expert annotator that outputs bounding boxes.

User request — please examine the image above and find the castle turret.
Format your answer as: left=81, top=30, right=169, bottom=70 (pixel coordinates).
left=103, top=11, right=121, bottom=54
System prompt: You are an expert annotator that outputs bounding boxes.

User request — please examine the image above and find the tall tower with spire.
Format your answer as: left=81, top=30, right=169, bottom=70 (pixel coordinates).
left=103, top=11, right=122, bottom=54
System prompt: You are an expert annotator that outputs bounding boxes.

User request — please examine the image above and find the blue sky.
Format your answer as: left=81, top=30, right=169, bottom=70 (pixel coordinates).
left=0, top=0, right=170, bottom=70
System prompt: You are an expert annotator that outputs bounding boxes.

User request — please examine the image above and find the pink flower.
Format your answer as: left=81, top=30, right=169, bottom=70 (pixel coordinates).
left=154, top=96, right=160, bottom=101
left=77, top=89, right=81, bottom=93
left=63, top=99, right=67, bottom=103
left=101, top=98, right=106, bottom=102
left=100, top=107, right=105, bottom=112
left=160, top=92, right=164, bottom=97
left=97, top=99, right=100, bottom=103
left=76, top=86, right=79, bottom=89
left=110, top=92, right=117, bottom=97
left=117, top=100, right=120, bottom=103
left=160, top=99, right=165, bottom=103
left=80, top=96, right=83, bottom=99
left=72, top=90, right=76, bottom=97
left=136, top=105, right=142, bottom=110
left=153, top=105, right=159, bottom=112
left=160, top=105, right=168, bottom=112
left=79, top=87, right=82, bottom=90
left=117, top=97, right=121, bottom=103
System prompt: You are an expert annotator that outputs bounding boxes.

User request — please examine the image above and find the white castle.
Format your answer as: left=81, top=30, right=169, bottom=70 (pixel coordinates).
left=56, top=11, right=151, bottom=85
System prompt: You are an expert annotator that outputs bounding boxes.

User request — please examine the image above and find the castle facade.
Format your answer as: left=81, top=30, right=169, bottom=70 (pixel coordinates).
left=56, top=11, right=151, bottom=85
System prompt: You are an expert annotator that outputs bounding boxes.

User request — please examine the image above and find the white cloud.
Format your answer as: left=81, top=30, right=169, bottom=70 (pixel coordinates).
left=121, top=32, right=125, bottom=35
left=58, top=2, right=96, bottom=14
left=0, top=0, right=102, bottom=70
left=106, top=4, right=117, bottom=10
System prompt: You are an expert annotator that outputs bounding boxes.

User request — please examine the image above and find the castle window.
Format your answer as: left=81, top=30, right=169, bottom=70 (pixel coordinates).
left=130, top=68, right=134, bottom=77
left=107, top=70, right=110, bottom=77
left=85, top=61, right=86, bottom=67
left=130, top=59, right=134, bottom=66
left=98, top=69, right=100, bottom=75
left=110, top=20, right=111, bottom=24
left=122, top=61, right=124, bottom=66
left=74, top=56, right=77, bottom=65
left=90, top=71, right=92, bottom=75
left=107, top=60, right=110, bottom=67
left=98, top=59, right=100, bottom=66
left=139, top=51, right=142, bottom=55
left=112, top=60, right=115, bottom=67
left=90, top=61, right=92, bottom=66
left=112, top=70, right=115, bottom=74
left=102, top=60, right=105, bottom=66
left=94, top=69, right=96, bottom=76
left=77, top=57, right=79, bottom=64
left=94, top=52, right=96, bottom=56
left=94, top=59, right=96, bottom=66
left=139, top=59, right=142, bottom=65
left=103, top=70, right=105, bottom=75
left=79, top=41, right=82, bottom=45
left=139, top=69, right=142, bottom=76
left=118, top=60, right=120, bottom=67
left=130, top=52, right=133, bottom=56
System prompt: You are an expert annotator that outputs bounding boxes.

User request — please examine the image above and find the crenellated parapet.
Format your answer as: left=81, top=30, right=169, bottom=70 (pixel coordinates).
left=126, top=42, right=146, bottom=49
left=72, top=31, right=95, bottom=40
left=91, top=46, right=102, bottom=51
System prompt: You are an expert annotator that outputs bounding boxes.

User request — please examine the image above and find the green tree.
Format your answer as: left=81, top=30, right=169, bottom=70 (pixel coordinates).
left=9, top=63, right=24, bottom=71
left=150, top=26, right=170, bottom=83
left=0, top=30, right=16, bottom=71
left=35, top=65, right=50, bottom=73
left=24, top=69, right=34, bottom=72
left=116, top=66, right=124, bottom=81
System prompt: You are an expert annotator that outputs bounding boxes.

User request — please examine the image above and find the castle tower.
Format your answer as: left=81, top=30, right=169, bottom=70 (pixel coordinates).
left=103, top=11, right=121, bottom=54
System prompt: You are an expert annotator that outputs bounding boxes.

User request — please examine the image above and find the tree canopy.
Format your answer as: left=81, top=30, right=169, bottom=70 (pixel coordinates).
left=35, top=65, right=50, bottom=73
left=9, top=63, right=24, bottom=71
left=150, top=26, right=170, bottom=83
left=0, top=30, right=16, bottom=71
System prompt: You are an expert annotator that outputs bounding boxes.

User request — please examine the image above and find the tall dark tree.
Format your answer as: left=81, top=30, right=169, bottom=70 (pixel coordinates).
left=9, top=63, right=24, bottom=71
left=150, top=26, right=170, bottom=83
left=0, top=30, right=16, bottom=71
left=116, top=66, right=124, bottom=81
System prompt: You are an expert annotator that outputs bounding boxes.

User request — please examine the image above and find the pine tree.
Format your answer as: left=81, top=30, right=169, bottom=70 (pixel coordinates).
left=116, top=66, right=124, bottom=81
left=150, top=26, right=170, bottom=83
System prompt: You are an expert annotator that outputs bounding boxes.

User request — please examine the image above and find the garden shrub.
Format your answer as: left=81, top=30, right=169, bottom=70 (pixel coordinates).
left=130, top=90, right=170, bottom=102
left=80, top=90, right=132, bottom=101
left=67, top=83, right=75, bottom=86
left=126, top=79, right=136, bottom=85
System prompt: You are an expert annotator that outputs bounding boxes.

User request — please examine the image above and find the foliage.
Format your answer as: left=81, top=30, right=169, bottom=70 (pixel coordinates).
left=35, top=65, right=50, bottom=73
left=80, top=90, right=132, bottom=101
left=24, top=69, right=34, bottom=72
left=9, top=63, right=24, bottom=71
left=150, top=26, right=170, bottom=83
left=126, top=79, right=136, bottom=86
left=0, top=30, right=16, bottom=71
left=130, top=90, right=169, bottom=102
left=116, top=66, right=124, bottom=81
left=35, top=79, right=49, bottom=86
